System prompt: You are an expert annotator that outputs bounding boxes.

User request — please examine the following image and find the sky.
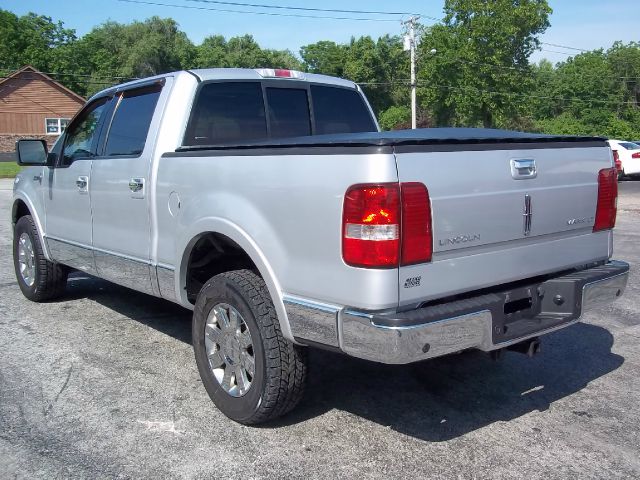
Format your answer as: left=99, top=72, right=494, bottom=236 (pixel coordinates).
left=4, top=0, right=640, bottom=64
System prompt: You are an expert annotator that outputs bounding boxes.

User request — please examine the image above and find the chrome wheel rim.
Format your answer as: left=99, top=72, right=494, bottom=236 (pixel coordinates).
left=205, top=303, right=255, bottom=397
left=17, top=232, right=36, bottom=287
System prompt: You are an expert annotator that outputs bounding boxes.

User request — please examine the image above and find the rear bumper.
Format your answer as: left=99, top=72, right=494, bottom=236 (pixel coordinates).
left=285, top=260, right=629, bottom=364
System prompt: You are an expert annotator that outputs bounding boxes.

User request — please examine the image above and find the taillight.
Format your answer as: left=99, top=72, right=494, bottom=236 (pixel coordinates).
left=342, top=184, right=400, bottom=268
left=612, top=150, right=622, bottom=172
left=632, top=152, right=640, bottom=159
left=401, top=183, right=432, bottom=265
left=593, top=168, right=617, bottom=232
left=342, top=182, right=432, bottom=268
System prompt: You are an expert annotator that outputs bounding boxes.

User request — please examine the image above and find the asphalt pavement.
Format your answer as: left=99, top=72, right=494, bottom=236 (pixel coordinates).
left=1, top=178, right=639, bottom=479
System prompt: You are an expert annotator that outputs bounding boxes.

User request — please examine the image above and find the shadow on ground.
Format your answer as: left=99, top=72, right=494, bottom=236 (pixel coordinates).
left=62, top=273, right=624, bottom=442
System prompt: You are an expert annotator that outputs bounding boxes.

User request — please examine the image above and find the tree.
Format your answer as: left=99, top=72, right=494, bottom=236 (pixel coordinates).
left=529, top=44, right=640, bottom=139
left=0, top=9, right=76, bottom=71
left=300, top=41, right=346, bottom=77
left=417, top=0, right=552, bottom=128
left=77, top=17, right=195, bottom=81
left=196, top=34, right=301, bottom=70
left=196, top=35, right=228, bottom=68
left=379, top=106, right=410, bottom=130
left=301, top=35, right=408, bottom=115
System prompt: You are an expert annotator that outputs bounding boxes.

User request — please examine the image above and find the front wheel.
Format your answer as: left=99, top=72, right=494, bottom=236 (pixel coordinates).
left=192, top=269, right=307, bottom=424
left=13, top=215, right=68, bottom=301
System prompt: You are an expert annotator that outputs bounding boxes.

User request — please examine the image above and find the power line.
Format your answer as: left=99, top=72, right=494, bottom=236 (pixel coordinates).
left=186, top=0, right=437, bottom=18
left=540, top=48, right=577, bottom=56
left=540, top=41, right=589, bottom=52
left=358, top=80, right=637, bottom=106
left=0, top=66, right=137, bottom=82
left=435, top=56, right=640, bottom=81
left=116, top=0, right=401, bottom=21
left=414, top=51, right=640, bottom=81
left=0, top=75, right=119, bottom=86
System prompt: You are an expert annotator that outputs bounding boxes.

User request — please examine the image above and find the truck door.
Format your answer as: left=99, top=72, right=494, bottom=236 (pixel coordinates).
left=44, top=96, right=110, bottom=273
left=89, top=82, right=164, bottom=294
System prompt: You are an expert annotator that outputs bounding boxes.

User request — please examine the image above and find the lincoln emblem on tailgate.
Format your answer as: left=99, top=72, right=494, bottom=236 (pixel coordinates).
left=523, top=194, right=532, bottom=236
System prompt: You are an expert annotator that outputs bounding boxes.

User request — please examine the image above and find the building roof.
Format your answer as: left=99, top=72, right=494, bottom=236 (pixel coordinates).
left=0, top=65, right=85, bottom=103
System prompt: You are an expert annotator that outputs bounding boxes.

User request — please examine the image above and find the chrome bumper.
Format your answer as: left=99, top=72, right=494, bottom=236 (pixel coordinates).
left=285, top=261, right=629, bottom=364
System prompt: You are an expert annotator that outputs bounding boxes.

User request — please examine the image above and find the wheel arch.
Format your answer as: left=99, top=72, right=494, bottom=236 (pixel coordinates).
left=176, top=217, right=294, bottom=342
left=12, top=194, right=52, bottom=260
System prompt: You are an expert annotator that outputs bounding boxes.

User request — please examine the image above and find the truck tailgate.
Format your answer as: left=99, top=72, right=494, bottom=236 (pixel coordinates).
left=395, top=143, right=614, bottom=306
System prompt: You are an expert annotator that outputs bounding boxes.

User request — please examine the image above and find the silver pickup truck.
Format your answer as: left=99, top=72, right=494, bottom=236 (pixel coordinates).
left=12, top=68, right=629, bottom=424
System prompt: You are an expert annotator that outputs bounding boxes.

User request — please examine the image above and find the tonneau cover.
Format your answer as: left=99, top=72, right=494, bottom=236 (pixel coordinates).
left=177, top=128, right=606, bottom=151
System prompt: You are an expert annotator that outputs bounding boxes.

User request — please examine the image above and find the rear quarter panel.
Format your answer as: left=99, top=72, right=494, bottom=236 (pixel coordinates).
left=154, top=149, right=400, bottom=313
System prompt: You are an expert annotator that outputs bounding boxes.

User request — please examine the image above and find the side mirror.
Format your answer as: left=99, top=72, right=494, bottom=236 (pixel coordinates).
left=16, top=139, right=50, bottom=166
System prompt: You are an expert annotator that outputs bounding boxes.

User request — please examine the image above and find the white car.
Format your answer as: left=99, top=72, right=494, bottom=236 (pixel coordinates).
left=607, top=139, right=640, bottom=177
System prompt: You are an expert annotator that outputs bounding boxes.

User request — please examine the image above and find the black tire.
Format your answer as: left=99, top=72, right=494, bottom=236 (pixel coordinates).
left=13, top=215, right=68, bottom=302
left=192, top=269, right=307, bottom=425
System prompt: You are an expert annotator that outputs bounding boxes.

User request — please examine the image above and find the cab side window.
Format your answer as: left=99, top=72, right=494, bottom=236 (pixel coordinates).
left=103, top=85, right=162, bottom=157
left=184, top=82, right=267, bottom=146
left=61, top=97, right=109, bottom=166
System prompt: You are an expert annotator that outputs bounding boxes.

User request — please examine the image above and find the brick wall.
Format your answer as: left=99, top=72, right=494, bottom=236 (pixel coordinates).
left=0, top=134, right=60, bottom=153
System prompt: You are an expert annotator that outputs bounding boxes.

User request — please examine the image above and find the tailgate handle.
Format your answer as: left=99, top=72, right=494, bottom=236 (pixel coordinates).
left=511, top=159, right=537, bottom=179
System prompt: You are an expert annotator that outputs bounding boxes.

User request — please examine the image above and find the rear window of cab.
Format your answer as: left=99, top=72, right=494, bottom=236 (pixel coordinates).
left=183, top=81, right=376, bottom=146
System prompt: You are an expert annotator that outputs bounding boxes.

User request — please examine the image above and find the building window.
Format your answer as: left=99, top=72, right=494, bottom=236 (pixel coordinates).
left=45, top=118, right=71, bottom=135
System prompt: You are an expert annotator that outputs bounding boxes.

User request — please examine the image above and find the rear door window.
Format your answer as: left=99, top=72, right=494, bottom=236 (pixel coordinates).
left=184, top=82, right=267, bottom=145
left=103, top=85, right=162, bottom=156
left=311, top=85, right=376, bottom=135
left=266, top=88, right=311, bottom=138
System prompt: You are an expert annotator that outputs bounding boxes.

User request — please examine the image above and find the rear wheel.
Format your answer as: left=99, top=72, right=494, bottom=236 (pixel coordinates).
left=192, top=269, right=307, bottom=424
left=13, top=215, right=68, bottom=301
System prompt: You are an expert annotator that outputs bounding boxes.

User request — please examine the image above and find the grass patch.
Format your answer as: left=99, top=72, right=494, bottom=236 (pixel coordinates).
left=0, top=162, right=22, bottom=178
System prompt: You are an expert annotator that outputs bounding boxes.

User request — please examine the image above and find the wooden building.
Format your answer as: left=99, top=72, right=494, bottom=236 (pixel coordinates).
left=0, top=65, right=85, bottom=152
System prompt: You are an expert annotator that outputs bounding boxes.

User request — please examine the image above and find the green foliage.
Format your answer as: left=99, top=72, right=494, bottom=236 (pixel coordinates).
left=0, top=10, right=76, bottom=71
left=1, top=4, right=639, bottom=139
left=196, top=34, right=301, bottom=70
left=418, top=0, right=552, bottom=128
left=300, top=34, right=408, bottom=115
left=379, top=106, right=410, bottom=130
left=300, top=41, right=346, bottom=77
left=529, top=42, right=640, bottom=139
left=73, top=17, right=197, bottom=95
left=0, top=162, right=22, bottom=178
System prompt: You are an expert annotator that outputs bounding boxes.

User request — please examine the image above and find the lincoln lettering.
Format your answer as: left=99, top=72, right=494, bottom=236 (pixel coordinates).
left=439, top=233, right=481, bottom=246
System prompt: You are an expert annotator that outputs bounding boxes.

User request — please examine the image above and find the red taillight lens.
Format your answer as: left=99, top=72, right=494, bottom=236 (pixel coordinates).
left=274, top=69, right=293, bottom=78
left=342, top=184, right=400, bottom=268
left=594, top=168, right=617, bottom=232
left=342, top=182, right=433, bottom=268
left=612, top=150, right=622, bottom=172
left=401, top=182, right=432, bottom=265
left=632, top=152, right=640, bottom=159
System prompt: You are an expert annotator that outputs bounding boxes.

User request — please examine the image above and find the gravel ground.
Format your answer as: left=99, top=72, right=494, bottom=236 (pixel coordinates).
left=1, top=178, right=639, bottom=479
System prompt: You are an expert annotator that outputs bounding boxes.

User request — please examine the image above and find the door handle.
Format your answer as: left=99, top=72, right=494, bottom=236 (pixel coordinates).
left=129, top=178, right=144, bottom=193
left=76, top=176, right=89, bottom=193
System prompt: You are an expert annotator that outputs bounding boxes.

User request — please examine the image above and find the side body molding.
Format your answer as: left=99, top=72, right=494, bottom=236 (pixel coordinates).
left=175, top=217, right=294, bottom=342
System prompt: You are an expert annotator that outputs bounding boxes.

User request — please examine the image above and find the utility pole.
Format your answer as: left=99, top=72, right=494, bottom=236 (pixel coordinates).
left=403, top=16, right=419, bottom=129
